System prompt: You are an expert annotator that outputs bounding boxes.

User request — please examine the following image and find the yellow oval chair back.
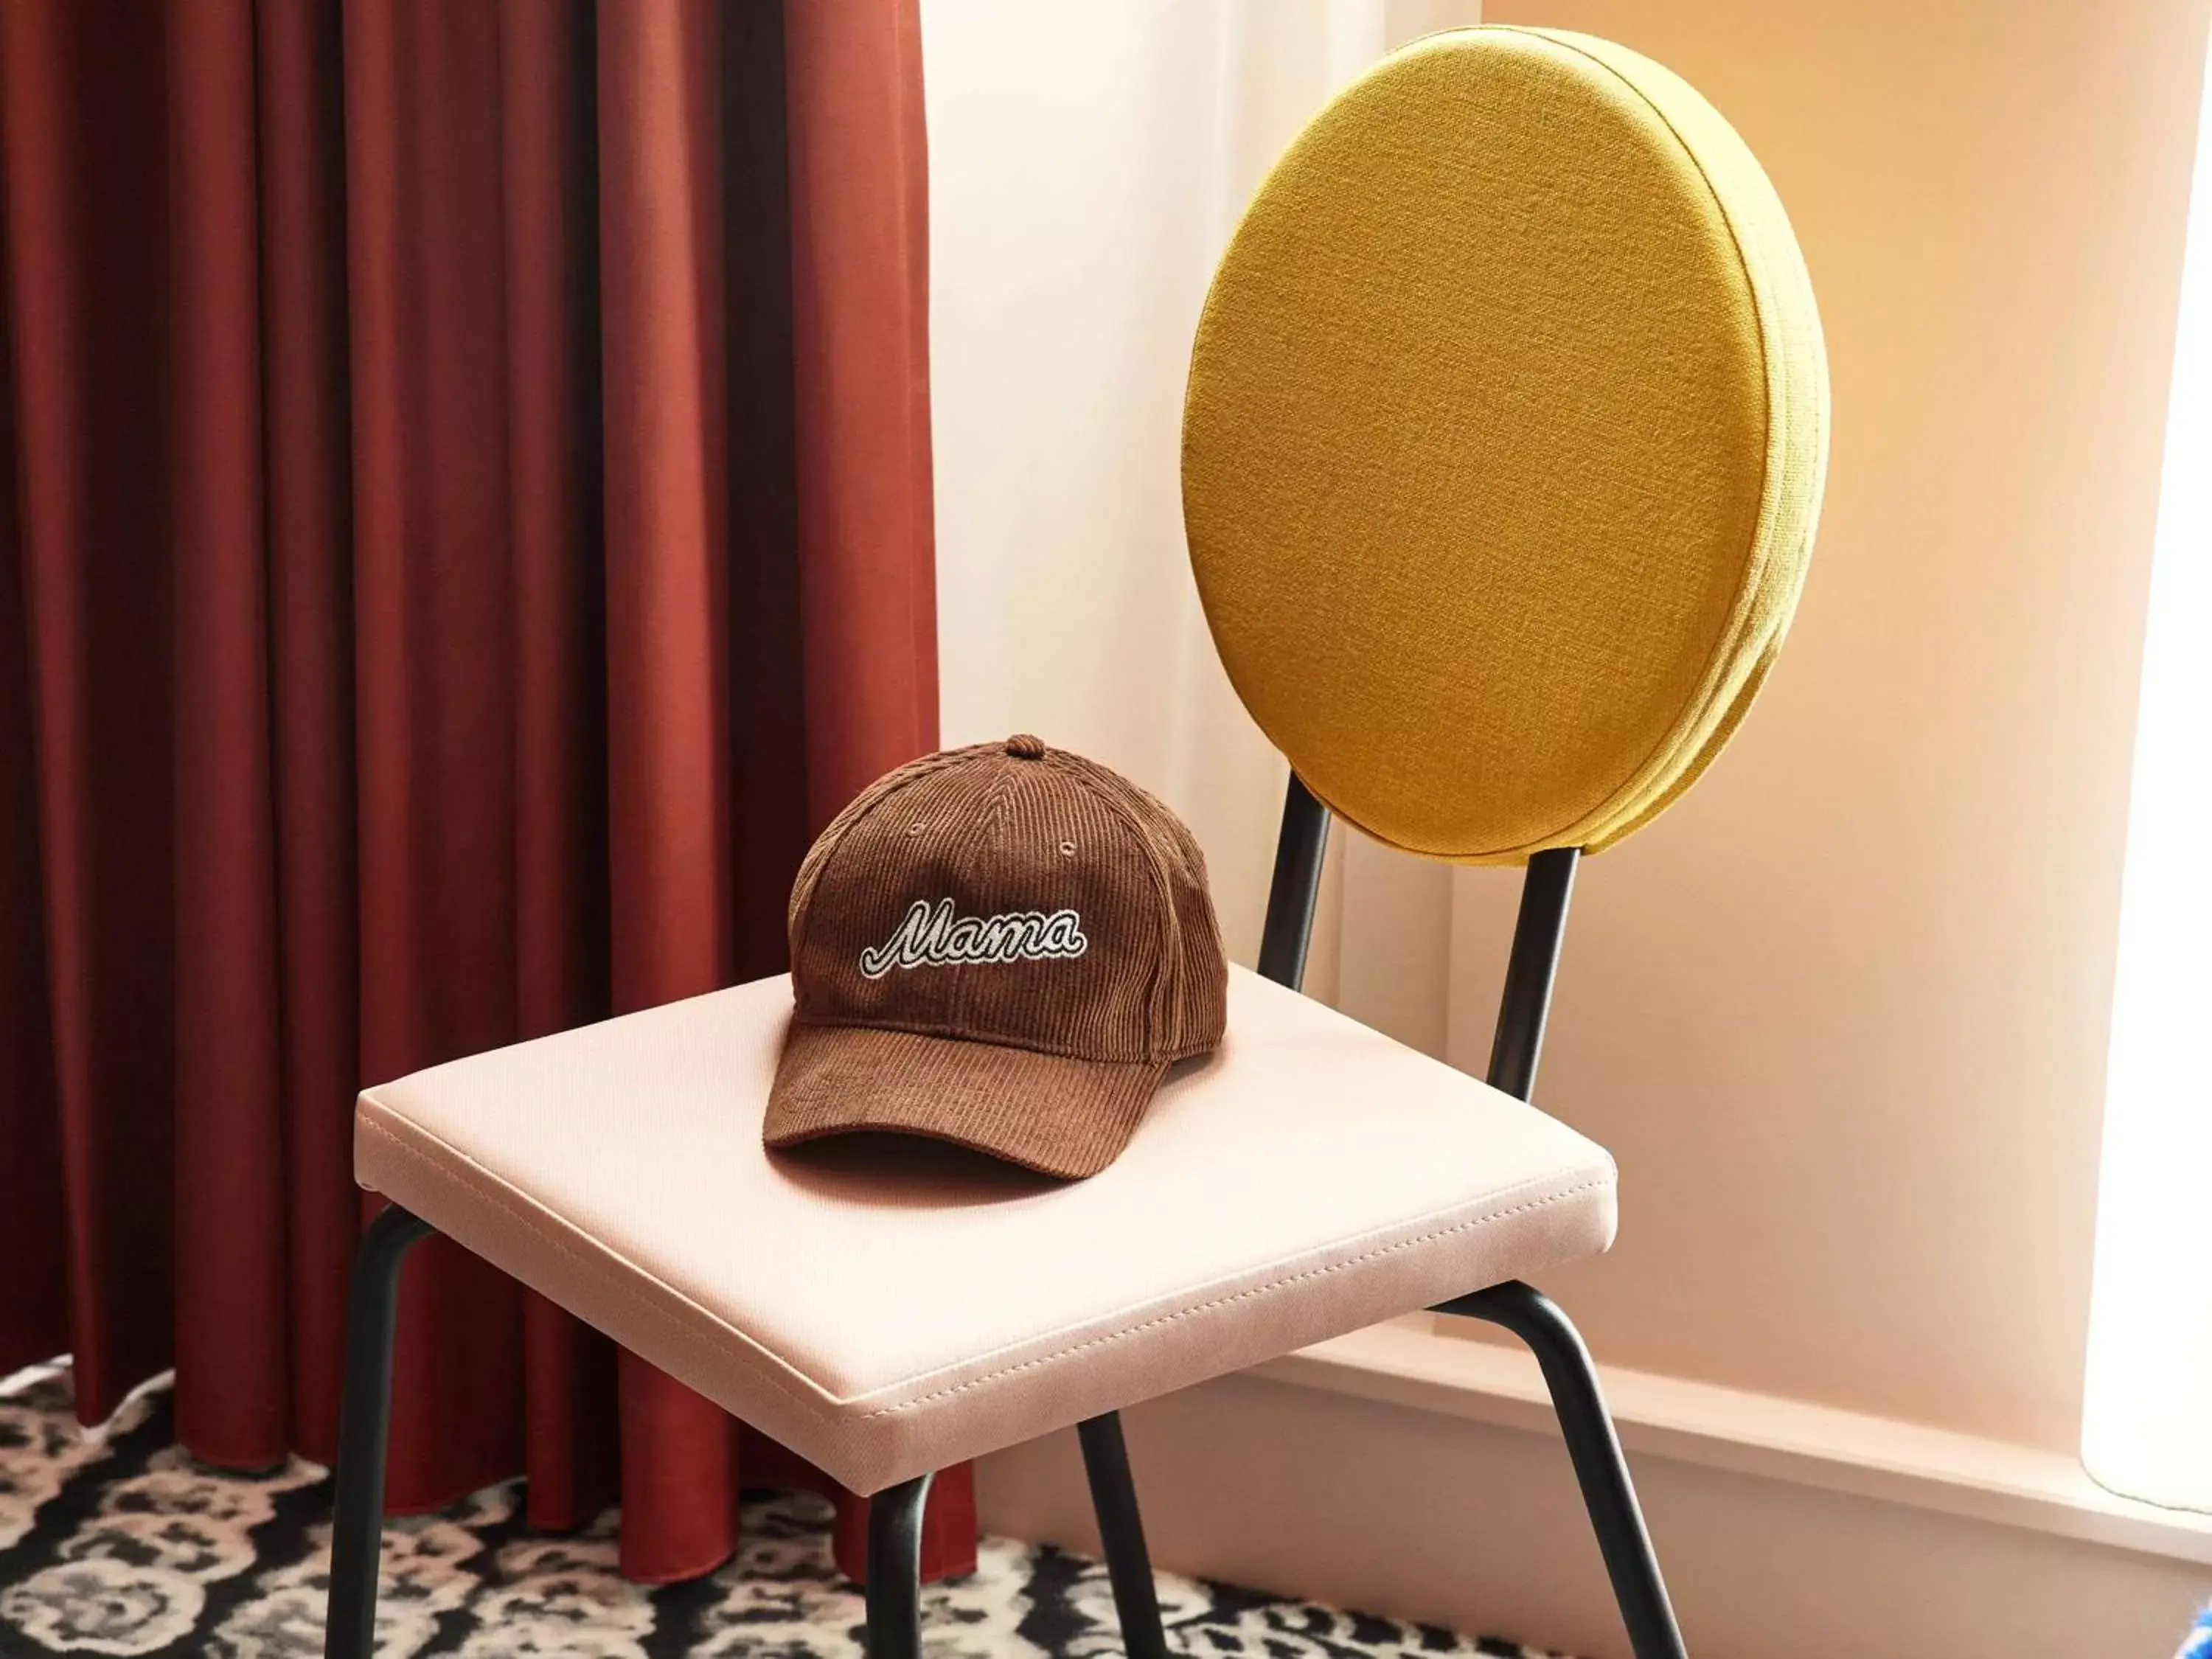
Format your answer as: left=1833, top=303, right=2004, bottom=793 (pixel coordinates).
left=1183, top=27, right=1828, bottom=863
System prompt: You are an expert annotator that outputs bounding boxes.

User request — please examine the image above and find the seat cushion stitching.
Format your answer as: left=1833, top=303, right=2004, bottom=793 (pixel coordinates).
left=360, top=1101, right=1611, bottom=1422
left=858, top=1173, right=1613, bottom=1418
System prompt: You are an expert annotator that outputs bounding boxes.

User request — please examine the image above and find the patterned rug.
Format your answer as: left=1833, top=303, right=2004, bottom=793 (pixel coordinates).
left=0, top=1362, right=1567, bottom=1658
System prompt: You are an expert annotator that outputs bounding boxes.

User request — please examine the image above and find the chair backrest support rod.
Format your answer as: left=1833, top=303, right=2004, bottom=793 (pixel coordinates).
left=1256, top=773, right=1331, bottom=990
left=1255, top=773, right=1580, bottom=1104
left=1487, top=845, right=1579, bottom=1101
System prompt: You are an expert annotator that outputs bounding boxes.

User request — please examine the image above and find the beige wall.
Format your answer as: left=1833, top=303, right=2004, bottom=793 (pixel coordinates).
left=929, top=0, right=2212, bottom=1644
left=1438, top=0, right=2209, bottom=1455
left=931, top=0, right=2212, bottom=1455
left=925, top=0, right=1486, bottom=967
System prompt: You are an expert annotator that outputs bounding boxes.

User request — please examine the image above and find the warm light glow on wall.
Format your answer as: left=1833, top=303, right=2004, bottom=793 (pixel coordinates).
left=2081, top=34, right=2212, bottom=1513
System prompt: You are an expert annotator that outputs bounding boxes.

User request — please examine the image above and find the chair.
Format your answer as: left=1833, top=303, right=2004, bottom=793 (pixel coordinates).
left=323, top=27, right=1825, bottom=1659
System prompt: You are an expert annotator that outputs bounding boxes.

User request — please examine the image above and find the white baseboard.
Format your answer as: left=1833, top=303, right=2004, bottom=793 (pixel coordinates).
left=977, top=1323, right=2212, bottom=1659
left=1253, top=1315, right=2212, bottom=1565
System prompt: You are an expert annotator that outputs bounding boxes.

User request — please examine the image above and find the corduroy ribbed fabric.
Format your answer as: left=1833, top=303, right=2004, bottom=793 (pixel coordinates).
left=765, top=738, right=1228, bottom=1178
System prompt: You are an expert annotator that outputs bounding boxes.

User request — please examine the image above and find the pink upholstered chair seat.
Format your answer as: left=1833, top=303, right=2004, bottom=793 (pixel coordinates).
left=355, top=965, right=1616, bottom=1495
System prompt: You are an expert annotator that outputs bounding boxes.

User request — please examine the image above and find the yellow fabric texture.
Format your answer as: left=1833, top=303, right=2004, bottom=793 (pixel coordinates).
left=1182, top=27, right=1829, bottom=861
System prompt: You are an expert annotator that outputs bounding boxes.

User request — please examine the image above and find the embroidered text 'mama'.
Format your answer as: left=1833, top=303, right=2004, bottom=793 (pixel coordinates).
left=859, top=898, right=1088, bottom=978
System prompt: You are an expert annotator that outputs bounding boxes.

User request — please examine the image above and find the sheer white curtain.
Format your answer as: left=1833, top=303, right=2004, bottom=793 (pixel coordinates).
left=922, top=0, right=1478, bottom=1037
left=2081, top=23, right=2212, bottom=1514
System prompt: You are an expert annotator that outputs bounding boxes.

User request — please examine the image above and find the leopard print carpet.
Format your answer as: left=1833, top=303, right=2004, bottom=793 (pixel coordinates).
left=0, top=1360, right=1570, bottom=1658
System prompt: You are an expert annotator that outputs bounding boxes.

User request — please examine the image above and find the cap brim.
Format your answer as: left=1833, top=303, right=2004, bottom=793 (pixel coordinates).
left=764, top=1021, right=1167, bottom=1180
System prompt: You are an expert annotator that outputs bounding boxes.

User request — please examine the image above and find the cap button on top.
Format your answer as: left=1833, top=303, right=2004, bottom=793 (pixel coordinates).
left=1005, top=734, right=1047, bottom=760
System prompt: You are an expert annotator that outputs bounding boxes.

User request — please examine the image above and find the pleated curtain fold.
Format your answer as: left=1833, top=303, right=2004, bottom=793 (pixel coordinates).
left=0, top=0, right=964, bottom=1585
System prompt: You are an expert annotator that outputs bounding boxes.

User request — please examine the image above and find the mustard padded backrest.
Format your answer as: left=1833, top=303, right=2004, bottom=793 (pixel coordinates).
left=1183, top=27, right=1828, bottom=863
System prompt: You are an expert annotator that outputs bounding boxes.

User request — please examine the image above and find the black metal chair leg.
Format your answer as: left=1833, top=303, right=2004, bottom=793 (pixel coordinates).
left=1077, top=1413, right=1171, bottom=1659
left=866, top=1472, right=935, bottom=1659
left=1434, top=1281, right=1688, bottom=1659
left=324, top=1204, right=434, bottom=1659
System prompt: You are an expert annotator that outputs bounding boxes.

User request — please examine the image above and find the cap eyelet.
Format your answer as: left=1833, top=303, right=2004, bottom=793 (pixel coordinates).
left=907, top=821, right=925, bottom=836
left=1058, top=841, right=1077, bottom=858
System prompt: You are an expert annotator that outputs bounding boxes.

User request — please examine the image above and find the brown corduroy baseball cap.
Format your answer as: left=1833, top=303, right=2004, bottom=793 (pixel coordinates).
left=764, top=736, right=1228, bottom=1179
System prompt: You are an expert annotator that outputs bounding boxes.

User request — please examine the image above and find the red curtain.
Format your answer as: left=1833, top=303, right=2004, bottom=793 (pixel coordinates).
left=0, top=0, right=970, bottom=1586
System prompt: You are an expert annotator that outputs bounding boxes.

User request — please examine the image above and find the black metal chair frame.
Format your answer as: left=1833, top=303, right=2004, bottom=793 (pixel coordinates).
left=323, top=773, right=1687, bottom=1659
